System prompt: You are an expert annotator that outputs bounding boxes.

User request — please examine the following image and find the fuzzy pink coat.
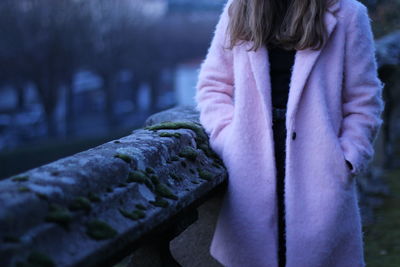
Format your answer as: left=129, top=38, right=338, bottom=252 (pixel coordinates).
left=194, top=0, right=385, bottom=266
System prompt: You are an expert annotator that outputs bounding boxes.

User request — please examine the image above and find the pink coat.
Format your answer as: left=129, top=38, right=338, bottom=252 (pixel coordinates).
left=194, top=0, right=385, bottom=266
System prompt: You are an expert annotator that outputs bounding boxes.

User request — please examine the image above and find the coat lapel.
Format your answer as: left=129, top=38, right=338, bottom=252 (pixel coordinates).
left=246, top=1, right=340, bottom=131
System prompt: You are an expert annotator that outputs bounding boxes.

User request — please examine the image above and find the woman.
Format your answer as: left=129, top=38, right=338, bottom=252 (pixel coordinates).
left=194, top=0, right=385, bottom=266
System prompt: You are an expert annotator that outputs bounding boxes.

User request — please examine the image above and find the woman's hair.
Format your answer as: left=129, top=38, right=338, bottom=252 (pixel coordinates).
left=226, top=0, right=339, bottom=51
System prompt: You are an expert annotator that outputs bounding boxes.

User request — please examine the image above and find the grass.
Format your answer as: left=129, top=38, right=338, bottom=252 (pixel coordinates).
left=363, top=168, right=400, bottom=267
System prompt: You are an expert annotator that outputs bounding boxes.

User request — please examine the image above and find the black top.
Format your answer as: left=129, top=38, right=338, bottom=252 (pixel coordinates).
left=268, top=45, right=296, bottom=109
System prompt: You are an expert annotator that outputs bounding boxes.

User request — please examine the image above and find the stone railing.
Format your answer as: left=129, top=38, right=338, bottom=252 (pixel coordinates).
left=0, top=106, right=227, bottom=267
left=1, top=31, right=399, bottom=267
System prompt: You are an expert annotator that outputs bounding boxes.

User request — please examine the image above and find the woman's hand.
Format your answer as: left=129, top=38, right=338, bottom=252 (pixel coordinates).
left=338, top=3, right=385, bottom=177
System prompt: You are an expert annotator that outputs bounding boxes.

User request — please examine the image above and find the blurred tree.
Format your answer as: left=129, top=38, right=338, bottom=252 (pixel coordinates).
left=0, top=0, right=92, bottom=136
left=0, top=0, right=223, bottom=140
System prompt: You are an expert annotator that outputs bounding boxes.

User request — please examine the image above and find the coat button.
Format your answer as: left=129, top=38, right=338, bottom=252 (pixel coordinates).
left=292, top=131, right=296, bottom=140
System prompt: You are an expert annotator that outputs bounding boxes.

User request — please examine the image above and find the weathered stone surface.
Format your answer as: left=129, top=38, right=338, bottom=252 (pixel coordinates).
left=0, top=105, right=227, bottom=267
left=144, top=105, right=200, bottom=126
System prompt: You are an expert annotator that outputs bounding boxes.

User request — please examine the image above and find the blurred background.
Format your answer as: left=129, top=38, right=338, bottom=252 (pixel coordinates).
left=0, top=0, right=227, bottom=179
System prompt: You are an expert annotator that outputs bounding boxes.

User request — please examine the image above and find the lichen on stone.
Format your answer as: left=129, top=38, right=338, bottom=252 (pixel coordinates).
left=143, top=121, right=222, bottom=164
left=69, top=196, right=91, bottom=212
left=45, top=204, right=72, bottom=228
left=149, top=174, right=160, bottom=185
left=212, top=162, right=222, bottom=169
left=170, top=156, right=180, bottom=161
left=144, top=179, right=155, bottom=192
left=17, top=251, right=55, bottom=267
left=149, top=196, right=169, bottom=208
left=144, top=121, right=207, bottom=142
left=155, top=183, right=178, bottom=200
left=178, top=146, right=198, bottom=161
left=87, top=192, right=101, bottom=202
left=197, top=168, right=213, bottom=181
left=117, top=182, right=127, bottom=188
left=36, top=192, right=49, bottom=200
left=18, top=186, right=31, bottom=193
left=127, top=170, right=147, bottom=183
left=135, top=204, right=147, bottom=210
left=11, top=175, right=29, bottom=182
left=119, top=208, right=146, bottom=220
left=169, top=172, right=183, bottom=182
left=86, top=219, right=118, bottom=240
left=114, top=153, right=132, bottom=163
left=145, top=167, right=155, bottom=174
left=158, top=132, right=181, bottom=138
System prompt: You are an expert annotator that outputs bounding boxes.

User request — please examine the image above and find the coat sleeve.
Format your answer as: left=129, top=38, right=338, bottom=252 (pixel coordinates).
left=339, top=3, right=385, bottom=177
left=194, top=0, right=234, bottom=157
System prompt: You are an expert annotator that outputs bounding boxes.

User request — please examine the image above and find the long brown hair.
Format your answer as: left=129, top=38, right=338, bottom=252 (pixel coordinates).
left=226, top=0, right=338, bottom=51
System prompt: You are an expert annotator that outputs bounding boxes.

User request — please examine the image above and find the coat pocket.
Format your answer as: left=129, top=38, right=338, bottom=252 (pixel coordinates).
left=337, top=143, right=356, bottom=187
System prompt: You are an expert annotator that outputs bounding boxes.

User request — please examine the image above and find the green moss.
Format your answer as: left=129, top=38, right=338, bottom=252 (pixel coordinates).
left=170, top=156, right=180, bottom=161
left=144, top=121, right=207, bottom=141
left=22, top=251, right=55, bottom=267
left=145, top=167, right=155, bottom=174
left=106, top=187, right=113, bottom=193
left=114, top=153, right=132, bottom=163
left=45, top=204, right=72, bottom=228
left=69, top=197, right=91, bottom=212
left=178, top=146, right=198, bottom=161
left=3, top=235, right=20, bottom=243
left=144, top=179, right=155, bottom=192
left=197, top=143, right=213, bottom=156
left=11, top=175, right=29, bottom=182
left=158, top=132, right=181, bottom=138
left=169, top=172, right=183, bottom=182
left=36, top=192, right=48, bottom=200
left=149, top=196, right=169, bottom=208
left=86, top=219, right=118, bottom=240
left=149, top=174, right=160, bottom=185
left=87, top=192, right=101, bottom=202
left=197, top=168, right=213, bottom=181
left=117, top=182, right=127, bottom=188
left=127, top=170, right=147, bottom=183
left=135, top=204, right=147, bottom=210
left=212, top=162, right=222, bottom=168
left=119, top=208, right=146, bottom=220
left=155, top=183, right=178, bottom=200
left=18, top=186, right=31, bottom=192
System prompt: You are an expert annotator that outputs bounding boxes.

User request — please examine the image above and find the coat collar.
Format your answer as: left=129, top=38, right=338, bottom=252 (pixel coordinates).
left=246, top=0, right=340, bottom=131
